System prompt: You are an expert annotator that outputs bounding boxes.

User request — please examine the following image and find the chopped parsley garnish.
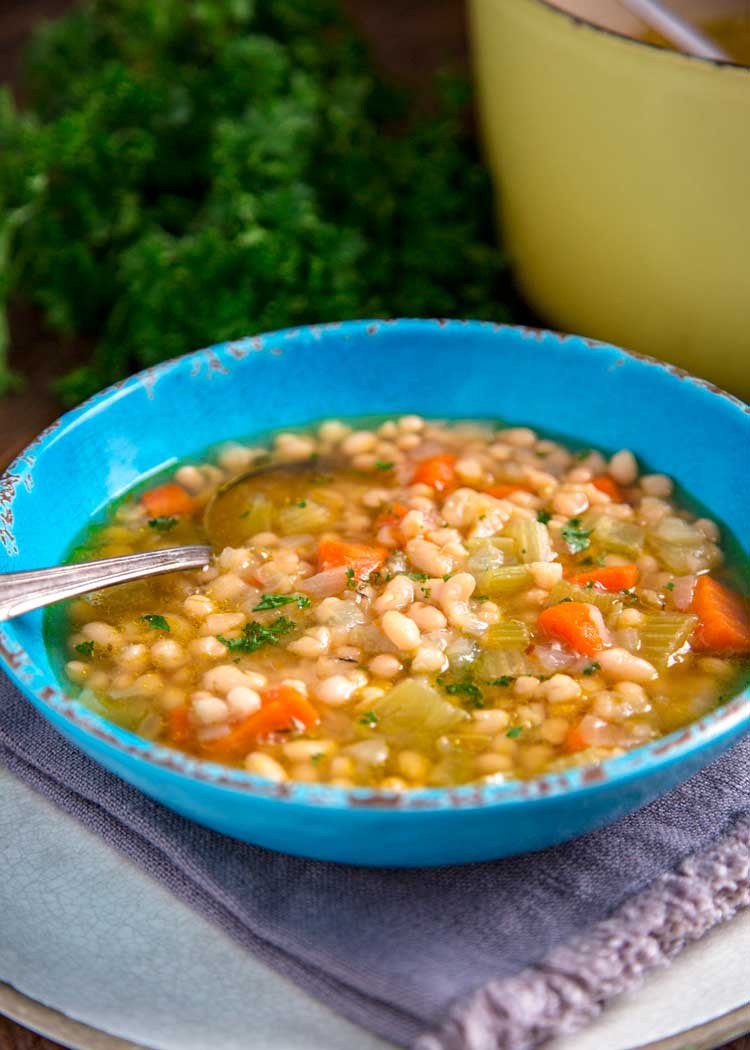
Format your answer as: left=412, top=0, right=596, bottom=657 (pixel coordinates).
left=474, top=595, right=489, bottom=603
left=537, top=509, right=552, bottom=525
left=557, top=596, right=574, bottom=603
left=375, top=460, right=395, bottom=471
left=311, top=753, right=324, bottom=765
left=401, top=571, right=430, bottom=582
left=148, top=516, right=178, bottom=533
left=359, top=710, right=379, bottom=727
left=444, top=682, right=484, bottom=707
left=562, top=519, right=592, bottom=554
left=253, top=593, right=311, bottom=612
left=218, top=616, right=294, bottom=654
left=295, top=500, right=307, bottom=508
left=583, top=661, right=601, bottom=676
left=442, top=573, right=453, bottom=582
left=487, top=676, right=513, bottom=687
left=421, top=585, right=431, bottom=599
left=575, top=448, right=591, bottom=461
left=665, top=581, right=675, bottom=591
left=585, top=580, right=594, bottom=589
left=141, top=614, right=169, bottom=632
left=74, top=640, right=95, bottom=657
left=506, top=726, right=523, bottom=739
left=345, top=567, right=356, bottom=590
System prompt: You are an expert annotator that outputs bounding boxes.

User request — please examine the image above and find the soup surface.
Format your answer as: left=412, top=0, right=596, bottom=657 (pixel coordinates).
left=59, top=417, right=749, bottom=790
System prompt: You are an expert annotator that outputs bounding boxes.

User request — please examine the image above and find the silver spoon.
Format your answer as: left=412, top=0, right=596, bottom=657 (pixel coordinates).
left=614, top=0, right=732, bottom=60
left=0, top=546, right=211, bottom=622
left=0, top=455, right=340, bottom=622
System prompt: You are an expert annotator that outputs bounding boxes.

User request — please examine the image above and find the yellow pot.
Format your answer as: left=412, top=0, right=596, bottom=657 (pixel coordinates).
left=469, top=0, right=750, bottom=398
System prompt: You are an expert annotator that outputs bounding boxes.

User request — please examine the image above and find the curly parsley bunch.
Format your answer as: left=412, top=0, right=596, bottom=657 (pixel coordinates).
left=0, top=0, right=512, bottom=401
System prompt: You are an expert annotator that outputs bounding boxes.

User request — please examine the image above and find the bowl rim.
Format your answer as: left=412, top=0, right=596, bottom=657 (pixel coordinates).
left=1, top=317, right=748, bottom=813
left=530, top=0, right=750, bottom=72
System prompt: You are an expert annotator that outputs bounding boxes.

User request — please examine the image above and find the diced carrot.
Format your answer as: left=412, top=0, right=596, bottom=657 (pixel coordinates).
left=411, top=454, right=457, bottom=493
left=538, top=601, right=608, bottom=657
left=202, top=701, right=290, bottom=759
left=141, top=482, right=194, bottom=517
left=202, top=684, right=320, bottom=759
left=317, top=539, right=386, bottom=579
left=564, top=726, right=589, bottom=754
left=375, top=501, right=409, bottom=530
left=690, top=575, right=750, bottom=654
left=167, top=705, right=191, bottom=746
left=262, top=684, right=320, bottom=730
left=568, top=564, right=639, bottom=593
left=592, top=476, right=625, bottom=502
left=484, top=483, right=533, bottom=500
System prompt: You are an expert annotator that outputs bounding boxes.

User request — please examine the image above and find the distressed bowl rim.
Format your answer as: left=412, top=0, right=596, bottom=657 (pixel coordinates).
left=1, top=318, right=748, bottom=813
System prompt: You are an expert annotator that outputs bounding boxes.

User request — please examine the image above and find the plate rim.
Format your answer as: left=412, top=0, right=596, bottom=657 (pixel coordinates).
left=2, top=979, right=749, bottom=1050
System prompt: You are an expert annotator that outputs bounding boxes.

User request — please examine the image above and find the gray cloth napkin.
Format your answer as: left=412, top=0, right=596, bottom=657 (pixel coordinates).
left=1, top=673, right=749, bottom=1050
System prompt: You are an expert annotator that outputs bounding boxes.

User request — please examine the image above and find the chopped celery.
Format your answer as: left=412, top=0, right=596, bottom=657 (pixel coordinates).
left=466, top=537, right=517, bottom=574
left=277, top=499, right=332, bottom=536
left=475, top=564, right=533, bottom=597
left=479, top=649, right=532, bottom=679
left=507, top=518, right=553, bottom=563
left=241, top=495, right=274, bottom=536
left=592, top=517, right=645, bottom=556
left=652, top=516, right=704, bottom=546
left=467, top=536, right=517, bottom=568
left=482, top=620, right=531, bottom=650
left=370, top=678, right=468, bottom=750
left=638, top=611, right=698, bottom=668
left=647, top=537, right=722, bottom=574
left=547, top=580, right=622, bottom=615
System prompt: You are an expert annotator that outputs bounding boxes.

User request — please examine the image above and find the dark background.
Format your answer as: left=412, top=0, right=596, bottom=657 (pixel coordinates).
left=0, top=4, right=748, bottom=1049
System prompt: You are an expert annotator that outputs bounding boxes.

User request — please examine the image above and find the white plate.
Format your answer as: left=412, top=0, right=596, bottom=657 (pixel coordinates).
left=1, top=763, right=749, bottom=1050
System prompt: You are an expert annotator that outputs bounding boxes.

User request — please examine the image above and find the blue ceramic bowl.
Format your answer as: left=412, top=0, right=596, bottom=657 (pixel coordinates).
left=1, top=320, right=748, bottom=866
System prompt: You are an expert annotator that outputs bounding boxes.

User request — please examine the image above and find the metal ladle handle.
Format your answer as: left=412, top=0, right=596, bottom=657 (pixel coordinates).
left=0, top=546, right=211, bottom=622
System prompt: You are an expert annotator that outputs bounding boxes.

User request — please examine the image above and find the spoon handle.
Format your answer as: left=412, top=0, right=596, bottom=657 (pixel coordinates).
left=614, top=0, right=731, bottom=61
left=0, top=546, right=211, bottom=622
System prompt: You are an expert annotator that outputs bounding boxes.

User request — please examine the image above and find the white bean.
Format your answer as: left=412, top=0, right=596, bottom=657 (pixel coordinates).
left=315, top=675, right=360, bottom=706
left=150, top=638, right=185, bottom=670
left=226, top=686, right=262, bottom=718
left=609, top=450, right=638, bottom=486
left=381, top=610, right=421, bottom=651
left=192, top=693, right=229, bottom=725
left=244, top=752, right=288, bottom=782
left=368, top=654, right=403, bottom=678
left=597, top=647, right=658, bottom=683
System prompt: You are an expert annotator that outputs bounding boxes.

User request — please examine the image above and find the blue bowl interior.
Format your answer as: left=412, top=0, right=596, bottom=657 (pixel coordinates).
left=1, top=319, right=748, bottom=807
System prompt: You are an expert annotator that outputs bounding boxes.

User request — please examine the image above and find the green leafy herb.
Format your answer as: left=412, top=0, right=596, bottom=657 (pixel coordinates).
left=561, top=519, right=592, bottom=554
left=141, top=614, right=169, bottom=632
left=148, top=516, right=178, bottom=533
left=575, top=448, right=591, bottom=461
left=345, top=567, right=356, bottom=590
left=665, top=581, right=675, bottom=591
left=375, top=460, right=395, bottom=471
left=253, top=593, right=311, bottom=612
left=402, top=571, right=430, bottom=582
left=0, top=1, right=512, bottom=402
left=218, top=616, right=294, bottom=654
left=585, top=580, right=594, bottom=589
left=295, top=500, right=307, bottom=508
left=74, top=640, right=95, bottom=657
left=445, top=682, right=484, bottom=706
left=583, top=661, right=601, bottom=676
left=537, top=509, right=552, bottom=525
left=487, top=676, right=513, bottom=687
left=506, top=725, right=523, bottom=738
left=311, top=752, right=324, bottom=765
left=442, top=573, right=453, bottom=582
left=359, top=710, right=379, bottom=727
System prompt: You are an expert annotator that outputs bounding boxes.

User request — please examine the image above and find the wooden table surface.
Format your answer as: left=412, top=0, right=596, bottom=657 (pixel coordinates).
left=0, top=4, right=748, bottom=1049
